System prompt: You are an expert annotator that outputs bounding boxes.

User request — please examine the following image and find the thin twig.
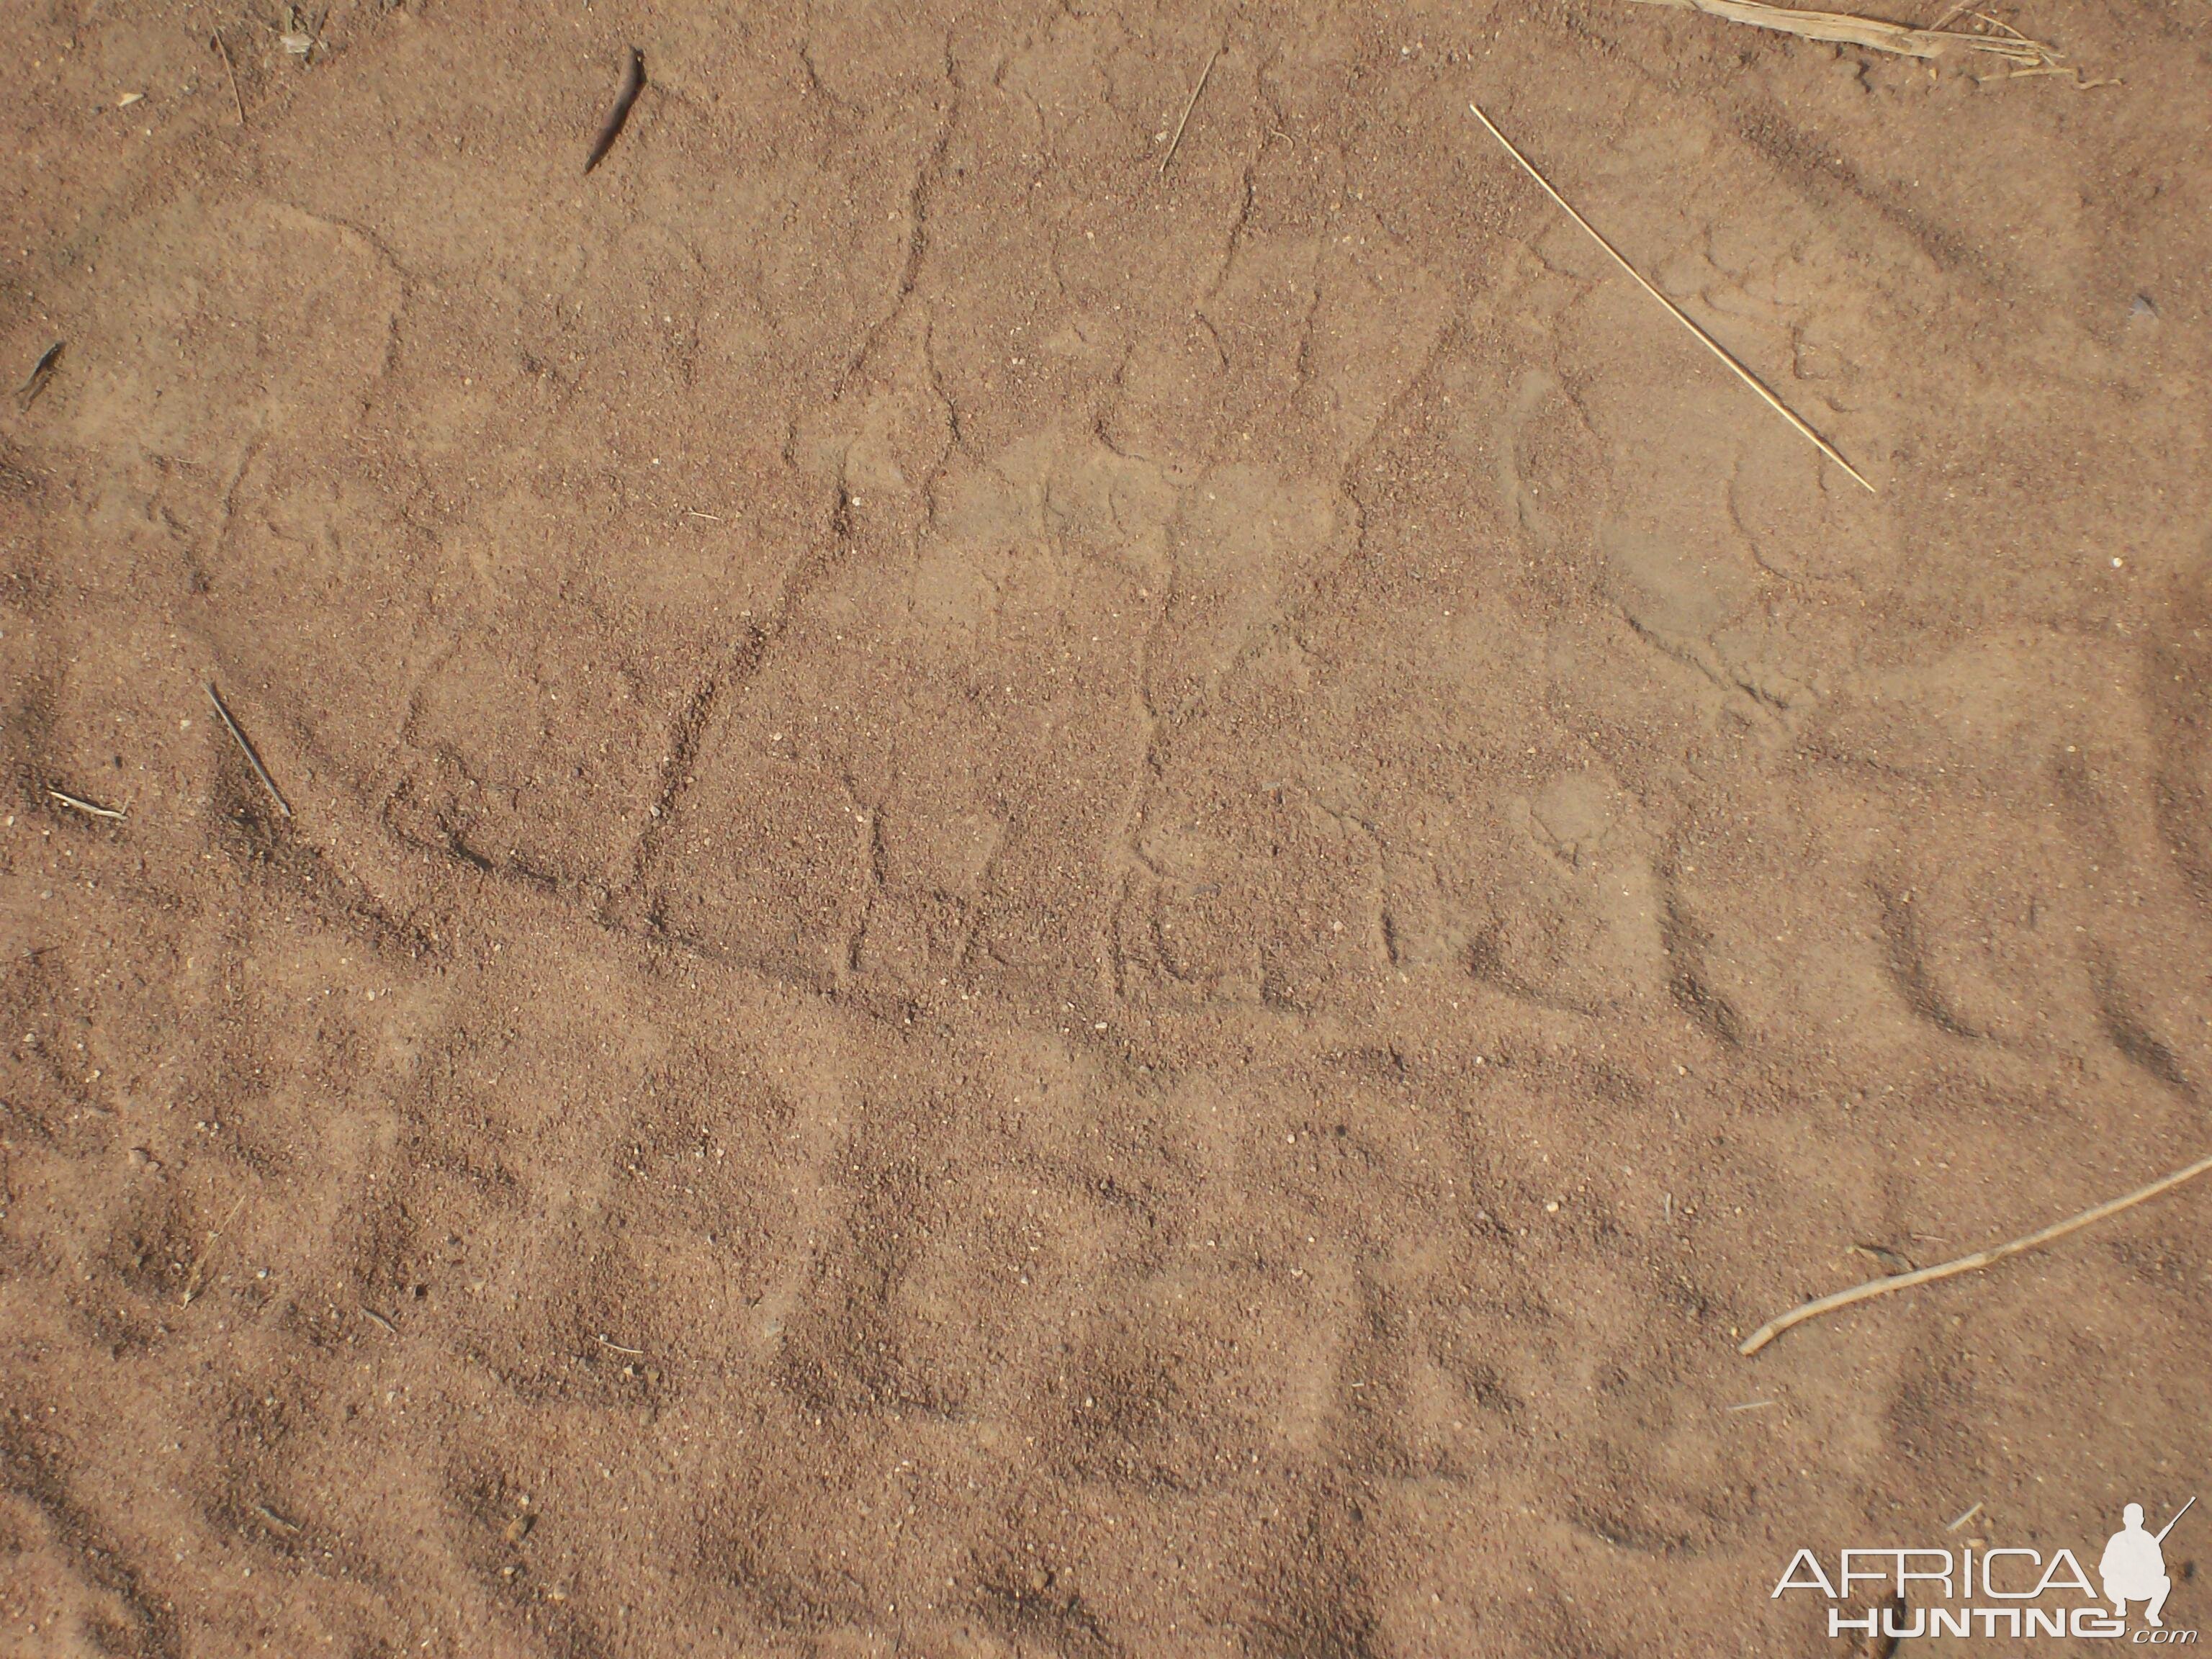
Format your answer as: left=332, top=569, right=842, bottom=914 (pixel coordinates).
left=206, top=682, right=294, bottom=818
left=1159, top=47, right=1220, bottom=180
left=1469, top=102, right=1875, bottom=493
left=1740, top=1149, right=2212, bottom=1355
left=48, top=788, right=125, bottom=821
left=212, top=32, right=247, bottom=127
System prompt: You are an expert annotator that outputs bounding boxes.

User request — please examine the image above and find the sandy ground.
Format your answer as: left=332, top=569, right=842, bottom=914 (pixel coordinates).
left=3, top=1, right=2210, bottom=1654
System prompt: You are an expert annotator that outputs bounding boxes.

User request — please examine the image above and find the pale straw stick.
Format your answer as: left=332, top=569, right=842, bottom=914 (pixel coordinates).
left=1469, top=102, right=1875, bottom=493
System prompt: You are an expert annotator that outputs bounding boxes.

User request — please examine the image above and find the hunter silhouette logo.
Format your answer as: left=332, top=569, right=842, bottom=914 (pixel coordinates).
left=1773, top=1496, right=2198, bottom=1642
left=2104, top=1498, right=2193, bottom=1629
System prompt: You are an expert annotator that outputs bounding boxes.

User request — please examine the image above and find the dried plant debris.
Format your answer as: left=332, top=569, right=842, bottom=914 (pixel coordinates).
left=1620, top=0, right=2059, bottom=68
left=212, top=32, right=247, bottom=125
left=1848, top=1242, right=1916, bottom=1276
left=206, top=682, right=295, bottom=819
left=1467, top=103, right=1874, bottom=490
left=278, top=6, right=328, bottom=58
left=17, top=341, right=63, bottom=410
left=1742, top=1149, right=2212, bottom=1355
left=585, top=48, right=646, bottom=174
left=1159, top=47, right=1221, bottom=181
left=47, top=787, right=125, bottom=821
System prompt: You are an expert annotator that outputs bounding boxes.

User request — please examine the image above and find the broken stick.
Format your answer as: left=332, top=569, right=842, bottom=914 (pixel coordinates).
left=1740, top=1148, right=2212, bottom=1355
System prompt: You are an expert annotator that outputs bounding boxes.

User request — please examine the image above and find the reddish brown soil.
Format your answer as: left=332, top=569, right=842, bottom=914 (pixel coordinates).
left=3, top=2, right=2209, bottom=1655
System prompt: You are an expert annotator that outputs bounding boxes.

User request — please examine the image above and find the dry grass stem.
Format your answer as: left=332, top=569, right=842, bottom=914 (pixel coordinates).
left=1160, top=48, right=1220, bottom=180
left=1619, top=0, right=2057, bottom=66
left=212, top=33, right=247, bottom=125
left=1467, top=102, right=1875, bottom=493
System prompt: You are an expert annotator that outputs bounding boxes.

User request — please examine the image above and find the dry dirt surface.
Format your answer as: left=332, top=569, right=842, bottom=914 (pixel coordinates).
left=3, top=1, right=2210, bottom=1655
